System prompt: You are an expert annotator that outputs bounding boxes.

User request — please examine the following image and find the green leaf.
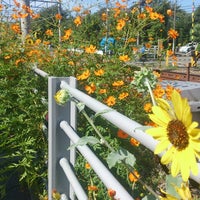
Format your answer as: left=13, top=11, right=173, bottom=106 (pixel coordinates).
left=106, top=151, right=124, bottom=169
left=106, top=147, right=136, bottom=169
left=68, top=136, right=99, bottom=150
left=76, top=102, right=85, bottom=112
left=166, top=174, right=182, bottom=198
left=119, top=148, right=136, bottom=167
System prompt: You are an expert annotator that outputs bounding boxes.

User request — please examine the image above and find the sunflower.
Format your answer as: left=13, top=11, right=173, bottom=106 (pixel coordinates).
left=146, top=90, right=200, bottom=181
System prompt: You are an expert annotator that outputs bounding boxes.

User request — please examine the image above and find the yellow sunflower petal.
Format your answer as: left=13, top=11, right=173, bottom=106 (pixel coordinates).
left=146, top=127, right=167, bottom=139
left=161, top=146, right=174, bottom=164
left=179, top=150, right=190, bottom=181
left=190, top=139, right=200, bottom=152
left=187, top=121, right=199, bottom=134
left=149, top=106, right=171, bottom=126
left=182, top=99, right=192, bottom=127
left=171, top=152, right=181, bottom=177
left=171, top=90, right=183, bottom=120
left=190, top=128, right=200, bottom=139
left=156, top=98, right=170, bottom=111
left=154, top=139, right=170, bottom=154
left=187, top=147, right=199, bottom=176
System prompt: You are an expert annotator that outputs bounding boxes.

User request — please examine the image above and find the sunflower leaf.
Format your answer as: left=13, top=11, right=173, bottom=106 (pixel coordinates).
left=68, top=136, right=99, bottom=150
left=106, top=147, right=136, bottom=169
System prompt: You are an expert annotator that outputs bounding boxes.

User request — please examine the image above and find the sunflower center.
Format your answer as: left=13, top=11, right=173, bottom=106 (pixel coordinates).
left=167, top=119, right=189, bottom=150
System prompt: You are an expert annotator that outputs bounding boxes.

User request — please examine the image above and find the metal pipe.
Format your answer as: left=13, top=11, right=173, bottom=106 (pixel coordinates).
left=59, top=158, right=88, bottom=200
left=60, top=121, right=134, bottom=200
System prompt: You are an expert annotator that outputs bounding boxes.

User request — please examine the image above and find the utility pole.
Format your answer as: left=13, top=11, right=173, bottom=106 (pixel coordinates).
left=57, top=1, right=62, bottom=44
left=172, top=0, right=177, bottom=52
left=20, top=0, right=30, bottom=43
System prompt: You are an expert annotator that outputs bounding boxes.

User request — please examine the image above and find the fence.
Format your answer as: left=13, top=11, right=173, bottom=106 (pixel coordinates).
left=33, top=68, right=200, bottom=200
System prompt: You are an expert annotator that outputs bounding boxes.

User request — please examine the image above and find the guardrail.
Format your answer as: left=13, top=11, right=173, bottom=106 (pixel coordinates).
left=45, top=74, right=200, bottom=200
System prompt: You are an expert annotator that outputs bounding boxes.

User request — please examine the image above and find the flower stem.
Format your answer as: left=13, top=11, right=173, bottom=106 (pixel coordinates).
left=145, top=78, right=156, bottom=106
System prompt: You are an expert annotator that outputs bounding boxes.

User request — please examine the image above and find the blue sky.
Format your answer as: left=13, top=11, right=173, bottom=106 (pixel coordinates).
left=2, top=0, right=200, bottom=13
left=68, top=0, right=200, bottom=13
left=178, top=0, right=200, bottom=13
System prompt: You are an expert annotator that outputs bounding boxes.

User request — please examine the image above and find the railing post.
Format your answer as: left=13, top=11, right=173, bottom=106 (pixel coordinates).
left=48, top=76, right=77, bottom=200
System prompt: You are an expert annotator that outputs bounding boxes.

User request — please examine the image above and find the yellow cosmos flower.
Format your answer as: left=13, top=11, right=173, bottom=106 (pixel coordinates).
left=112, top=80, right=124, bottom=87
left=119, top=55, right=130, bottom=62
left=146, top=90, right=200, bottom=181
left=77, top=69, right=90, bottom=80
left=85, top=45, right=96, bottom=54
left=94, top=69, right=104, bottom=76
left=74, top=16, right=82, bottom=26
left=168, top=29, right=179, bottom=39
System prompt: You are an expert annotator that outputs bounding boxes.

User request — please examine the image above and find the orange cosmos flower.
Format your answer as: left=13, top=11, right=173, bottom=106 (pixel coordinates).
left=77, top=69, right=90, bottom=80
left=112, top=80, right=124, bottom=87
left=99, top=89, right=107, bottom=94
left=168, top=28, right=179, bottom=39
left=113, top=7, right=121, bottom=18
left=85, top=83, right=96, bottom=94
left=15, top=58, right=25, bottom=66
left=130, top=138, right=140, bottom=147
left=85, top=45, right=96, bottom=54
left=167, top=9, right=173, bottom=16
left=166, top=49, right=174, bottom=57
left=129, top=170, right=140, bottom=182
left=131, top=7, right=138, bottom=14
left=0, top=4, right=4, bottom=11
left=68, top=61, right=74, bottom=66
left=117, top=129, right=129, bottom=139
left=158, top=13, right=165, bottom=23
left=31, top=13, right=40, bottom=19
left=153, top=84, right=165, bottom=98
left=74, top=16, right=82, bottom=26
left=85, top=162, right=91, bottom=169
left=116, top=19, right=126, bottom=30
left=127, top=38, right=136, bottom=43
left=149, top=11, right=160, bottom=20
left=118, top=92, right=129, bottom=100
left=14, top=0, right=20, bottom=7
left=72, top=6, right=82, bottom=12
left=94, top=69, right=104, bottom=76
left=153, top=70, right=160, bottom=78
left=11, top=24, right=21, bottom=34
left=101, top=13, right=107, bottom=21
left=137, top=13, right=146, bottom=19
left=145, top=0, right=152, bottom=3
left=165, top=85, right=181, bottom=100
left=55, top=13, right=62, bottom=20
left=119, top=55, right=130, bottom=62
left=45, top=29, right=53, bottom=36
left=4, top=55, right=11, bottom=60
left=62, top=29, right=72, bottom=41
left=145, top=43, right=151, bottom=49
left=145, top=6, right=153, bottom=13
left=107, top=189, right=116, bottom=197
left=143, top=102, right=152, bottom=113
left=88, top=185, right=98, bottom=191
left=105, top=96, right=116, bottom=106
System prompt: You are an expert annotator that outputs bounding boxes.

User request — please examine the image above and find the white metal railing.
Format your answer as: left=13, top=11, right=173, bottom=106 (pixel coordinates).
left=47, top=75, right=200, bottom=200
left=31, top=67, right=200, bottom=199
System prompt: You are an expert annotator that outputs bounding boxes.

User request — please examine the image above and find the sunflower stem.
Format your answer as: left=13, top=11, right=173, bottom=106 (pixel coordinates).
left=145, top=78, right=156, bottom=106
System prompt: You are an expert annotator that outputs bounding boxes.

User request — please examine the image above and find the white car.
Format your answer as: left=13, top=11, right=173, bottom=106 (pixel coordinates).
left=179, top=42, right=198, bottom=53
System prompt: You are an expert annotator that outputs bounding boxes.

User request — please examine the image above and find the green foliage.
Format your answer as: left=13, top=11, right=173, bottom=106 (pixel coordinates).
left=0, top=63, right=48, bottom=198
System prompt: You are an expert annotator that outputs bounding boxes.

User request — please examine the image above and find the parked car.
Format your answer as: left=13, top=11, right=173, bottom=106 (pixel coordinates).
left=179, top=42, right=198, bottom=53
